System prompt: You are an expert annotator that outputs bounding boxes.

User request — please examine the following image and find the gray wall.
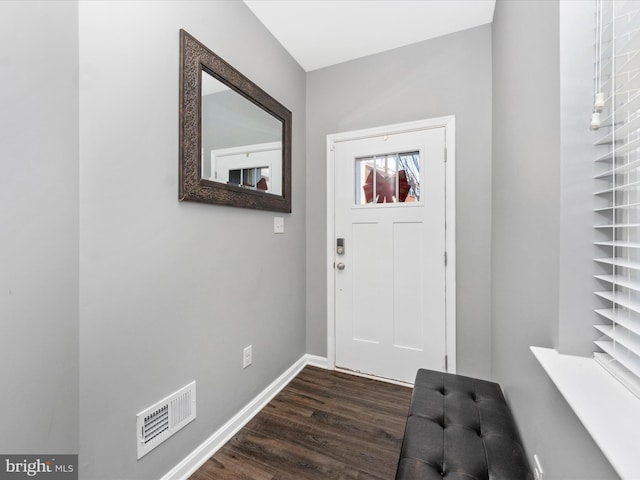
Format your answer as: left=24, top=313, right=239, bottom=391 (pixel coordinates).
left=491, top=1, right=617, bottom=477
left=0, top=1, right=79, bottom=454
left=78, top=1, right=306, bottom=479
left=306, top=24, right=493, bottom=379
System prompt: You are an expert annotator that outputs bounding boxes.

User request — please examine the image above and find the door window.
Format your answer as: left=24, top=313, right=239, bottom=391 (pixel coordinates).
left=354, top=151, right=420, bottom=205
left=228, top=166, right=270, bottom=190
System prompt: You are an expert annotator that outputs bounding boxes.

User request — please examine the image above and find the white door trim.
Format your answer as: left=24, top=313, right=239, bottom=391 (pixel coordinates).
left=326, top=116, right=457, bottom=375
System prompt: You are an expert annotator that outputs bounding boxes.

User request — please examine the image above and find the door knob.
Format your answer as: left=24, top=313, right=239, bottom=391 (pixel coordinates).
left=336, top=262, right=345, bottom=270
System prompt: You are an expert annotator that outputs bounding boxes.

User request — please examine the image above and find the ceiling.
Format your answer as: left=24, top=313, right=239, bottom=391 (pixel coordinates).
left=243, top=0, right=496, bottom=72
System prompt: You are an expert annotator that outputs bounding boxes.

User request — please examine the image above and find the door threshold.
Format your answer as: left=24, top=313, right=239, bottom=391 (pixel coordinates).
left=334, top=367, right=414, bottom=388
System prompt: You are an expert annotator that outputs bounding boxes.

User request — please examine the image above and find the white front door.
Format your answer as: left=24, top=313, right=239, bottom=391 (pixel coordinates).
left=332, top=124, right=450, bottom=383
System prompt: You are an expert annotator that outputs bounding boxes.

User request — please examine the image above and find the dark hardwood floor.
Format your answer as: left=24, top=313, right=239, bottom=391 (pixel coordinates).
left=189, top=366, right=413, bottom=480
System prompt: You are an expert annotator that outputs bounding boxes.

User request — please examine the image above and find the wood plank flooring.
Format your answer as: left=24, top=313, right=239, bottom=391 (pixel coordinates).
left=189, top=366, right=413, bottom=480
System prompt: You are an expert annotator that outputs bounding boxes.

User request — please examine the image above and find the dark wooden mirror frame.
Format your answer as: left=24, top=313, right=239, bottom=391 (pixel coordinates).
left=179, top=29, right=292, bottom=212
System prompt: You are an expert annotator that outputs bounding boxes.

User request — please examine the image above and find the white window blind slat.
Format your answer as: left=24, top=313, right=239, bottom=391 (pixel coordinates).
left=598, top=90, right=640, bottom=128
left=594, top=141, right=640, bottom=164
left=594, top=340, right=640, bottom=378
left=601, top=63, right=640, bottom=97
left=614, top=69, right=640, bottom=93
left=595, top=273, right=640, bottom=291
left=594, top=111, right=640, bottom=144
left=593, top=0, right=640, bottom=399
left=594, top=222, right=640, bottom=228
left=594, top=240, right=640, bottom=247
left=617, top=0, right=640, bottom=17
left=594, top=257, right=640, bottom=269
left=595, top=179, right=640, bottom=195
left=596, top=307, right=616, bottom=321
left=595, top=290, right=640, bottom=313
left=594, top=351, right=640, bottom=394
left=594, top=201, right=640, bottom=212
left=595, top=324, right=640, bottom=349
left=615, top=50, right=640, bottom=75
left=596, top=308, right=640, bottom=335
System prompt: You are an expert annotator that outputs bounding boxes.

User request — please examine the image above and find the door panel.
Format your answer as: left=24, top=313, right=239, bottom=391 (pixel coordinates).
left=352, top=222, right=381, bottom=343
left=334, top=127, right=446, bottom=383
left=393, top=221, right=424, bottom=350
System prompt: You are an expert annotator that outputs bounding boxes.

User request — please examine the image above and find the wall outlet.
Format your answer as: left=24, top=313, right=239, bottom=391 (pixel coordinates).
left=243, top=345, right=252, bottom=369
left=533, top=454, right=544, bottom=480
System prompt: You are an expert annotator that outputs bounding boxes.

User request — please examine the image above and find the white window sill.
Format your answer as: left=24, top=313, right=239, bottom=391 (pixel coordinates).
left=531, top=347, right=640, bottom=479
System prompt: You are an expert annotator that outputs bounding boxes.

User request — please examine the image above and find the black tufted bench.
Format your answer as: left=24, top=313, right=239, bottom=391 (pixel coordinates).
left=395, top=369, right=533, bottom=480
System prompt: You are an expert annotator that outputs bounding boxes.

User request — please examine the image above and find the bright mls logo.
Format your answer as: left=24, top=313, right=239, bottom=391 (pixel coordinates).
left=0, top=456, right=77, bottom=480
left=5, top=458, right=52, bottom=476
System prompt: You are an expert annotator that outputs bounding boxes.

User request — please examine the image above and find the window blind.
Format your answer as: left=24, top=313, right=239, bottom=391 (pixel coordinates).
left=593, top=0, right=640, bottom=397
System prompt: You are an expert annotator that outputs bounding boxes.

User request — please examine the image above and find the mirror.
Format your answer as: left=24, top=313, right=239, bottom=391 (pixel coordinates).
left=179, top=30, right=292, bottom=212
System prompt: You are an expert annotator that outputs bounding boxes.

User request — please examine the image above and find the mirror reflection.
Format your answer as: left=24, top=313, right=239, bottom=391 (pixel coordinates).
left=201, top=71, right=283, bottom=195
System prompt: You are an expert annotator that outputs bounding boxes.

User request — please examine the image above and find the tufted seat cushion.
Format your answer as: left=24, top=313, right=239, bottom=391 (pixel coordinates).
left=395, top=369, right=533, bottom=480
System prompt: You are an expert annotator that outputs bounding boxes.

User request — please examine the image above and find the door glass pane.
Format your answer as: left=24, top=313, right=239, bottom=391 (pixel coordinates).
left=228, top=166, right=269, bottom=190
left=355, top=151, right=420, bottom=204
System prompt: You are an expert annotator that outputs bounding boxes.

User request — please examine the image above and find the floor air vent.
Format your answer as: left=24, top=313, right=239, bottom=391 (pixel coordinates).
left=136, top=381, right=196, bottom=459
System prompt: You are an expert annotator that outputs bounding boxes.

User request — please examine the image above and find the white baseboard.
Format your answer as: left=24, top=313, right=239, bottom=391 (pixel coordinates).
left=161, top=354, right=329, bottom=480
left=304, top=354, right=330, bottom=369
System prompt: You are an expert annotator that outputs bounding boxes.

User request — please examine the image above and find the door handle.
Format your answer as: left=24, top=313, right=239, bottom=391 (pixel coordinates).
left=336, top=262, right=346, bottom=270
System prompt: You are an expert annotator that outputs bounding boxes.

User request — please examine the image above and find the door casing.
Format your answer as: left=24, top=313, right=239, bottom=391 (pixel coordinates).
left=326, top=116, right=457, bottom=377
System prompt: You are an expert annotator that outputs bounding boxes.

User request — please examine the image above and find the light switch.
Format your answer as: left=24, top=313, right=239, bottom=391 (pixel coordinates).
left=274, top=216, right=284, bottom=234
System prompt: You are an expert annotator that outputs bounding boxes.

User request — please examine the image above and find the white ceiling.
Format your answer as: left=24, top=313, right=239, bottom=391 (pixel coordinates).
left=243, top=0, right=496, bottom=72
